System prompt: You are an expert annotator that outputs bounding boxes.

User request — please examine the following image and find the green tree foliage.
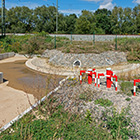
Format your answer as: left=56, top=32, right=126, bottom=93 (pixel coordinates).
left=33, top=5, right=56, bottom=33
left=65, top=14, right=77, bottom=33
left=2, top=5, right=140, bottom=34
left=94, top=8, right=112, bottom=34
left=6, top=6, right=33, bottom=33
left=75, top=10, right=92, bottom=34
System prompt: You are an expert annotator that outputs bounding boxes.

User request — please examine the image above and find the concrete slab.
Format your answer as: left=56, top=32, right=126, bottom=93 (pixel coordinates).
left=0, top=81, right=35, bottom=127
left=0, top=55, right=34, bottom=127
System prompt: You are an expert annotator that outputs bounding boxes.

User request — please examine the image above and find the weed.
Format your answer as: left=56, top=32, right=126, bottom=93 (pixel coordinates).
left=95, top=98, right=113, bottom=107
left=125, top=98, right=131, bottom=101
left=85, top=110, right=92, bottom=124
left=101, top=107, right=136, bottom=140
left=120, top=81, right=133, bottom=96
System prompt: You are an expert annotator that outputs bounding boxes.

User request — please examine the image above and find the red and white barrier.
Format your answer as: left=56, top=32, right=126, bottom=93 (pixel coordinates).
left=98, top=73, right=105, bottom=87
left=80, top=70, right=86, bottom=84
left=80, top=68, right=117, bottom=91
left=80, top=69, right=97, bottom=85
left=92, top=69, right=97, bottom=86
left=112, top=75, right=118, bottom=91
left=106, top=68, right=113, bottom=88
left=134, top=79, right=140, bottom=96
left=97, top=68, right=118, bottom=91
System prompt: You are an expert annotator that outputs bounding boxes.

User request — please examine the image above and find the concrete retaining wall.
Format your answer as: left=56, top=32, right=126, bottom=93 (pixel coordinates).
left=0, top=52, right=15, bottom=60
left=0, top=72, right=3, bottom=84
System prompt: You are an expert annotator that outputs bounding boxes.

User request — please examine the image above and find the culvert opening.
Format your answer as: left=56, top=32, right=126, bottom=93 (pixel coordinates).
left=73, top=60, right=81, bottom=67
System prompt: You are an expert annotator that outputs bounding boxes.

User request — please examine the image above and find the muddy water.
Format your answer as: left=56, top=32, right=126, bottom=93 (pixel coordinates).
left=0, top=60, right=64, bottom=98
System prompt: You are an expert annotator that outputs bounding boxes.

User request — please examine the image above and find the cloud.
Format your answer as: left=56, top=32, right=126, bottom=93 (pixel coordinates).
left=82, top=0, right=115, bottom=10
left=59, top=9, right=82, bottom=15
left=133, top=0, right=140, bottom=4
left=6, top=1, right=41, bottom=9
left=99, top=2, right=115, bottom=10
left=59, top=9, right=95, bottom=15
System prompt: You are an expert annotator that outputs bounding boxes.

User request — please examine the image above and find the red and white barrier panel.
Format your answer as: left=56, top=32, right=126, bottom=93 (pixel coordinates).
left=134, top=79, right=140, bottom=96
left=97, top=68, right=118, bottom=91
left=98, top=73, right=105, bottom=87
left=80, top=69, right=97, bottom=86
left=80, top=68, right=117, bottom=91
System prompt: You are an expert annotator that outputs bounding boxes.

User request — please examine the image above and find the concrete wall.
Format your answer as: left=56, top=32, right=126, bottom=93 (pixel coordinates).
left=0, top=52, right=15, bottom=60
left=0, top=72, right=3, bottom=84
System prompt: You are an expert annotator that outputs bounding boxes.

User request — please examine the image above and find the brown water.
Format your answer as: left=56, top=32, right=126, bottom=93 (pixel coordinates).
left=0, top=60, right=64, bottom=98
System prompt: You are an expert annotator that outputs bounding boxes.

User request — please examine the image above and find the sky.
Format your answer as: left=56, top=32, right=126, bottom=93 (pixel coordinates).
left=3, top=0, right=140, bottom=15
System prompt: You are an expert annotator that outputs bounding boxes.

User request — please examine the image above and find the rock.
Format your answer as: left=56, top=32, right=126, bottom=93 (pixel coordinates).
left=42, top=49, right=127, bottom=68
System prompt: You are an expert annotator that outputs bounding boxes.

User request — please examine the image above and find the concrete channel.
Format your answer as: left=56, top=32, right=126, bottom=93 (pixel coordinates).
left=0, top=55, right=64, bottom=130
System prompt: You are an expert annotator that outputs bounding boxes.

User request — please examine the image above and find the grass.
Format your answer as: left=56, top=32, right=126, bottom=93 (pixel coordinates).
left=120, top=81, right=134, bottom=96
left=119, top=81, right=140, bottom=96
left=95, top=98, right=113, bottom=107
left=0, top=101, right=136, bottom=140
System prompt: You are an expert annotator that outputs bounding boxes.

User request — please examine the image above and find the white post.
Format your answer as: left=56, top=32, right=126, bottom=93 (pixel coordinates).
left=0, top=72, right=3, bottom=84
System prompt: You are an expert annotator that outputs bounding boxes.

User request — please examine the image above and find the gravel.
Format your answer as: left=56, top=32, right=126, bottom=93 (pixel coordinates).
left=42, top=49, right=127, bottom=68
left=53, top=78, right=140, bottom=138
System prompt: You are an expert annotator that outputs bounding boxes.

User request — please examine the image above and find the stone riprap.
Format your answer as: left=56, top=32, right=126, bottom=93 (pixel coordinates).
left=50, top=34, right=140, bottom=41
left=0, top=52, right=15, bottom=60
left=42, top=49, right=127, bottom=68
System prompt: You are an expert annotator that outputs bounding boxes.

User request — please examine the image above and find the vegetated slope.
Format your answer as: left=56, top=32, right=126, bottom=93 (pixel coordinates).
left=0, top=33, right=140, bottom=62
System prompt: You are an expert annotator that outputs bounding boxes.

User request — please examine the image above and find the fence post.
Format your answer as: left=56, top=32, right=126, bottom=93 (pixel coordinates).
left=115, top=34, right=117, bottom=50
left=54, top=35, right=56, bottom=49
left=93, top=32, right=95, bottom=46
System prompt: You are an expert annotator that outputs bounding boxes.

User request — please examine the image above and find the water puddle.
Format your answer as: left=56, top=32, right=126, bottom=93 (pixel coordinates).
left=0, top=60, right=64, bottom=98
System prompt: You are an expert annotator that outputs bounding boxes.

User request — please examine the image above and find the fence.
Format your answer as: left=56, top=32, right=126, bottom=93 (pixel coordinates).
left=49, top=34, right=140, bottom=50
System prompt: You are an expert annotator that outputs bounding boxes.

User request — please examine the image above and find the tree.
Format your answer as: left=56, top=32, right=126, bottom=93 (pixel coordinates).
left=33, top=5, right=56, bottom=33
left=110, top=6, right=120, bottom=34
left=94, top=8, right=112, bottom=34
left=65, top=14, right=77, bottom=34
left=75, top=14, right=91, bottom=34
left=133, top=5, right=140, bottom=33
left=6, top=6, right=33, bottom=33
